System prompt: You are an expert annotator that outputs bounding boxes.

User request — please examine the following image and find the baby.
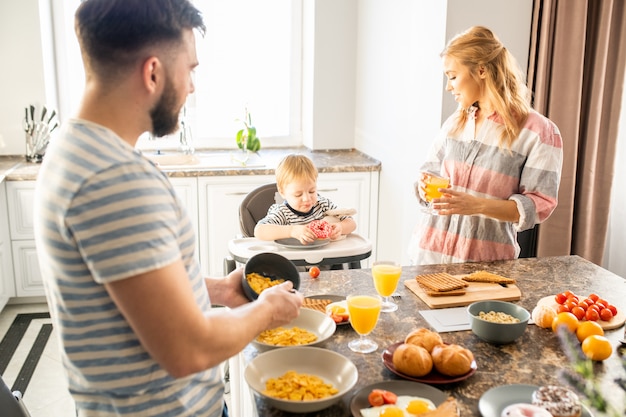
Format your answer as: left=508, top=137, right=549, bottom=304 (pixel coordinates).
left=254, top=154, right=356, bottom=245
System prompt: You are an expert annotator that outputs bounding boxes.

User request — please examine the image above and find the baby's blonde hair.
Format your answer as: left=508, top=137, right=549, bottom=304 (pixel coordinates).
left=275, top=154, right=318, bottom=193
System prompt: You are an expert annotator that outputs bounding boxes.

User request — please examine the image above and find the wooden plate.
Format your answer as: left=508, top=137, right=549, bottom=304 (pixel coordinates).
left=536, top=295, right=625, bottom=330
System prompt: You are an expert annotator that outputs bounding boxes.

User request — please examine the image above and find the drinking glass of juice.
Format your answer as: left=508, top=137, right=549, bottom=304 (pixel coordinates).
left=346, top=294, right=382, bottom=353
left=372, top=261, right=402, bottom=312
left=421, top=171, right=451, bottom=214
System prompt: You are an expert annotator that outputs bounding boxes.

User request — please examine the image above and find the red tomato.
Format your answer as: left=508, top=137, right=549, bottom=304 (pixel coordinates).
left=584, top=298, right=595, bottom=306
left=556, top=304, right=570, bottom=313
left=607, top=305, right=618, bottom=316
left=368, top=390, right=384, bottom=407
left=368, top=389, right=397, bottom=406
left=555, top=293, right=568, bottom=304
left=587, top=293, right=600, bottom=302
left=564, top=300, right=578, bottom=311
left=595, top=300, right=607, bottom=309
left=566, top=295, right=579, bottom=304
left=585, top=308, right=600, bottom=321
left=309, top=266, right=321, bottom=278
left=599, top=308, right=614, bottom=321
left=577, top=300, right=589, bottom=310
left=588, top=304, right=601, bottom=313
left=564, top=290, right=576, bottom=298
left=571, top=306, right=586, bottom=321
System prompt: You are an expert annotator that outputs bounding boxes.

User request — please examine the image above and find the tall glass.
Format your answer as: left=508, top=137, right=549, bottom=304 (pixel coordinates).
left=372, top=261, right=402, bottom=312
left=346, top=294, right=382, bottom=353
left=421, top=171, right=451, bottom=214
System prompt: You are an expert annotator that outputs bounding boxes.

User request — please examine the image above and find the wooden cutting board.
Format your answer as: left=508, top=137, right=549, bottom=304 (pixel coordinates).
left=536, top=295, right=626, bottom=330
left=404, top=278, right=521, bottom=309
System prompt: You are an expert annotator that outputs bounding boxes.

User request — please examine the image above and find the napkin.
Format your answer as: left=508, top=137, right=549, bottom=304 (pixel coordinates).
left=419, top=307, right=471, bottom=332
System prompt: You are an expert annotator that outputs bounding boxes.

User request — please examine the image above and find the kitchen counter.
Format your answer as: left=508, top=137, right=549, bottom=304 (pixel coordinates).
left=238, top=255, right=626, bottom=416
left=0, top=147, right=381, bottom=181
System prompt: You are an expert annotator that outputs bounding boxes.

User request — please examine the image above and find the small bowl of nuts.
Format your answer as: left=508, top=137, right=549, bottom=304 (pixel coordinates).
left=467, top=300, right=530, bottom=344
left=242, top=252, right=300, bottom=301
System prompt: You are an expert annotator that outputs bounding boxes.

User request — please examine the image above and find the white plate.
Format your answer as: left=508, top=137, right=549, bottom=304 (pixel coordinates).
left=275, top=238, right=330, bottom=249
left=326, top=300, right=350, bottom=325
left=479, top=384, right=594, bottom=417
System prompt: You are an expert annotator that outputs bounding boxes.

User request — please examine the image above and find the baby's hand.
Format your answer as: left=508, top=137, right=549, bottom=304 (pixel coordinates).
left=291, top=225, right=316, bottom=245
left=329, top=223, right=343, bottom=240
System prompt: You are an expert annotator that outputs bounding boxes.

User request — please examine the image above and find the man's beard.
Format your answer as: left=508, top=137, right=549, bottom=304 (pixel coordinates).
left=150, top=75, right=181, bottom=137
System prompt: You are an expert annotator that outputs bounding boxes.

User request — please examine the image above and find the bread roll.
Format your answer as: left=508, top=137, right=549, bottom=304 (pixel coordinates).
left=404, top=328, right=443, bottom=353
left=431, top=344, right=474, bottom=377
left=392, top=343, right=433, bottom=377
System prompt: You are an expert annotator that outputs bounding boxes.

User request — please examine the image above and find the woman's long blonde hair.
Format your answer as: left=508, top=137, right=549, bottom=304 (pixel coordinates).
left=442, top=26, right=531, bottom=148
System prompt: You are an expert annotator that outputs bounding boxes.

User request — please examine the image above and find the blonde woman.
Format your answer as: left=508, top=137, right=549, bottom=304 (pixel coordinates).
left=410, top=26, right=563, bottom=265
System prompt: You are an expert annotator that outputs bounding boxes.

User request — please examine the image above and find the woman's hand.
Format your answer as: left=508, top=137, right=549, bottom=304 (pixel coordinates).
left=433, top=189, right=520, bottom=222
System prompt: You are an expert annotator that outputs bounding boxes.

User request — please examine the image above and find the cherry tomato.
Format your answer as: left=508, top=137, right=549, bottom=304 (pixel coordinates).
left=599, top=308, right=614, bottom=321
left=555, top=293, right=568, bottom=304
left=331, top=314, right=344, bottom=324
left=566, top=295, right=579, bottom=304
left=571, top=306, right=586, bottom=321
left=584, top=298, right=595, bottom=306
left=556, top=304, right=570, bottom=313
left=596, top=299, right=608, bottom=309
left=564, top=300, right=578, bottom=311
left=585, top=308, right=600, bottom=321
left=577, top=300, right=589, bottom=310
left=564, top=290, right=576, bottom=298
left=368, top=390, right=384, bottom=407
left=607, top=305, right=618, bottom=316
left=587, top=293, right=600, bottom=302
left=309, top=266, right=321, bottom=278
left=588, top=304, right=601, bottom=313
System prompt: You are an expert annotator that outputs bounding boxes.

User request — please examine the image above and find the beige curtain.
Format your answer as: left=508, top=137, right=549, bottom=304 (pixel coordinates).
left=528, top=0, right=626, bottom=265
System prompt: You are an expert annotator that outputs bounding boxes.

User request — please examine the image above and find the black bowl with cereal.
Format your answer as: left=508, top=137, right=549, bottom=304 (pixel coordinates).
left=243, top=252, right=301, bottom=301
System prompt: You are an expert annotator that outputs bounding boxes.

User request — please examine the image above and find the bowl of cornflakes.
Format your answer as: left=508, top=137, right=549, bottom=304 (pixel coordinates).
left=244, top=346, right=358, bottom=413
left=243, top=252, right=300, bottom=301
left=252, top=308, right=337, bottom=352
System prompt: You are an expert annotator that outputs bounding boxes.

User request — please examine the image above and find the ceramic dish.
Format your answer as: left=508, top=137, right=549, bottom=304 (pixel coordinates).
left=325, top=300, right=350, bottom=325
left=350, top=380, right=448, bottom=417
left=381, top=342, right=477, bottom=384
left=252, top=308, right=337, bottom=352
left=245, top=346, right=358, bottom=413
left=275, top=238, right=330, bottom=249
left=478, top=384, right=594, bottom=417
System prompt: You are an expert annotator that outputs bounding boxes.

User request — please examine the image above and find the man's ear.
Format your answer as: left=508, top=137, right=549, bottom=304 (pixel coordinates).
left=142, top=56, right=162, bottom=94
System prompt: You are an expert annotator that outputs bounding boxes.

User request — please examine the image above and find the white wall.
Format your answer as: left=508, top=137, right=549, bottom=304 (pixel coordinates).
left=604, top=80, right=626, bottom=277
left=354, top=0, right=533, bottom=265
left=0, top=0, right=56, bottom=156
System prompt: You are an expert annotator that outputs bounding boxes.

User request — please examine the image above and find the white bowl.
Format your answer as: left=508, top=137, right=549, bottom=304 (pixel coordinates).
left=244, top=346, right=358, bottom=413
left=252, top=308, right=337, bottom=352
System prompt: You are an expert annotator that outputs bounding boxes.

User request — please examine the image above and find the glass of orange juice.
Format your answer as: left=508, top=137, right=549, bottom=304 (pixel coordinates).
left=421, top=171, right=451, bottom=214
left=372, top=261, right=402, bottom=312
left=346, top=294, right=382, bottom=353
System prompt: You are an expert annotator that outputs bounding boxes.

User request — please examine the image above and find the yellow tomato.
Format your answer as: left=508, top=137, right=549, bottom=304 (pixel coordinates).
left=551, top=312, right=579, bottom=333
left=581, top=335, right=613, bottom=361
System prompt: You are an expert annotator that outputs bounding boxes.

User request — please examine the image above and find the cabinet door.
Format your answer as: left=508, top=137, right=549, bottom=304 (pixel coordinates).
left=198, top=176, right=274, bottom=276
left=0, top=183, right=16, bottom=310
left=6, top=181, right=35, bottom=239
left=11, top=240, right=44, bottom=297
left=169, top=177, right=199, bottom=263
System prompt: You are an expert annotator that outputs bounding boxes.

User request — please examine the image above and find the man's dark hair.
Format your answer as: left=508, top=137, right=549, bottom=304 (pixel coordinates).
left=75, top=0, right=205, bottom=78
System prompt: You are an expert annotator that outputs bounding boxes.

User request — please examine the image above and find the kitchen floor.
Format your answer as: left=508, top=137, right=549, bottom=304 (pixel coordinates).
left=0, top=302, right=231, bottom=417
left=0, top=302, right=75, bottom=416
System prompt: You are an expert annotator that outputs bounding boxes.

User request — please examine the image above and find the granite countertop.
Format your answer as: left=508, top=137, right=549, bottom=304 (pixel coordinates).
left=242, top=255, right=626, bottom=417
left=0, top=147, right=381, bottom=181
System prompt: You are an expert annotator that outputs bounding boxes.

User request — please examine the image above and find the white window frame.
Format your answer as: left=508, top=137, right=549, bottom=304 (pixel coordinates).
left=50, top=0, right=303, bottom=151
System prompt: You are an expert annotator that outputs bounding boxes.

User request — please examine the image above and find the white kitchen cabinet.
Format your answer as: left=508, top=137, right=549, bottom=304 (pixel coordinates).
left=198, top=171, right=379, bottom=276
left=5, top=181, right=44, bottom=297
left=198, top=175, right=275, bottom=277
left=169, top=177, right=200, bottom=263
left=0, top=183, right=16, bottom=310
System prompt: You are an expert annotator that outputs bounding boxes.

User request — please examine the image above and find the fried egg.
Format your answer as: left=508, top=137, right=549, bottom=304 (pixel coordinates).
left=360, top=395, right=437, bottom=417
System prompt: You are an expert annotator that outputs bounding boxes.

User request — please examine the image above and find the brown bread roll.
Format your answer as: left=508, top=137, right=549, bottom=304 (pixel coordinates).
left=404, top=328, right=443, bottom=353
left=431, top=344, right=474, bottom=376
left=392, top=343, right=433, bottom=377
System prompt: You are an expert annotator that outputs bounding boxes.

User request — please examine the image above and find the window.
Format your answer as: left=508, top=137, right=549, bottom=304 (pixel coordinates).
left=51, top=0, right=302, bottom=150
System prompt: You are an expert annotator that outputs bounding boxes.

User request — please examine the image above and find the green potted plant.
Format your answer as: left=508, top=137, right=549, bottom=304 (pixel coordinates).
left=236, top=108, right=261, bottom=152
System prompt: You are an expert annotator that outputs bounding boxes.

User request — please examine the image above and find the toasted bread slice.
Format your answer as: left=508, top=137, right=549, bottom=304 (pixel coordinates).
left=415, top=273, right=468, bottom=292
left=462, top=270, right=516, bottom=284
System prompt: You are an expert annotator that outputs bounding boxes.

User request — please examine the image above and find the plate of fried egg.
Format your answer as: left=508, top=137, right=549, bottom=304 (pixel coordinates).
left=350, top=380, right=447, bottom=417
